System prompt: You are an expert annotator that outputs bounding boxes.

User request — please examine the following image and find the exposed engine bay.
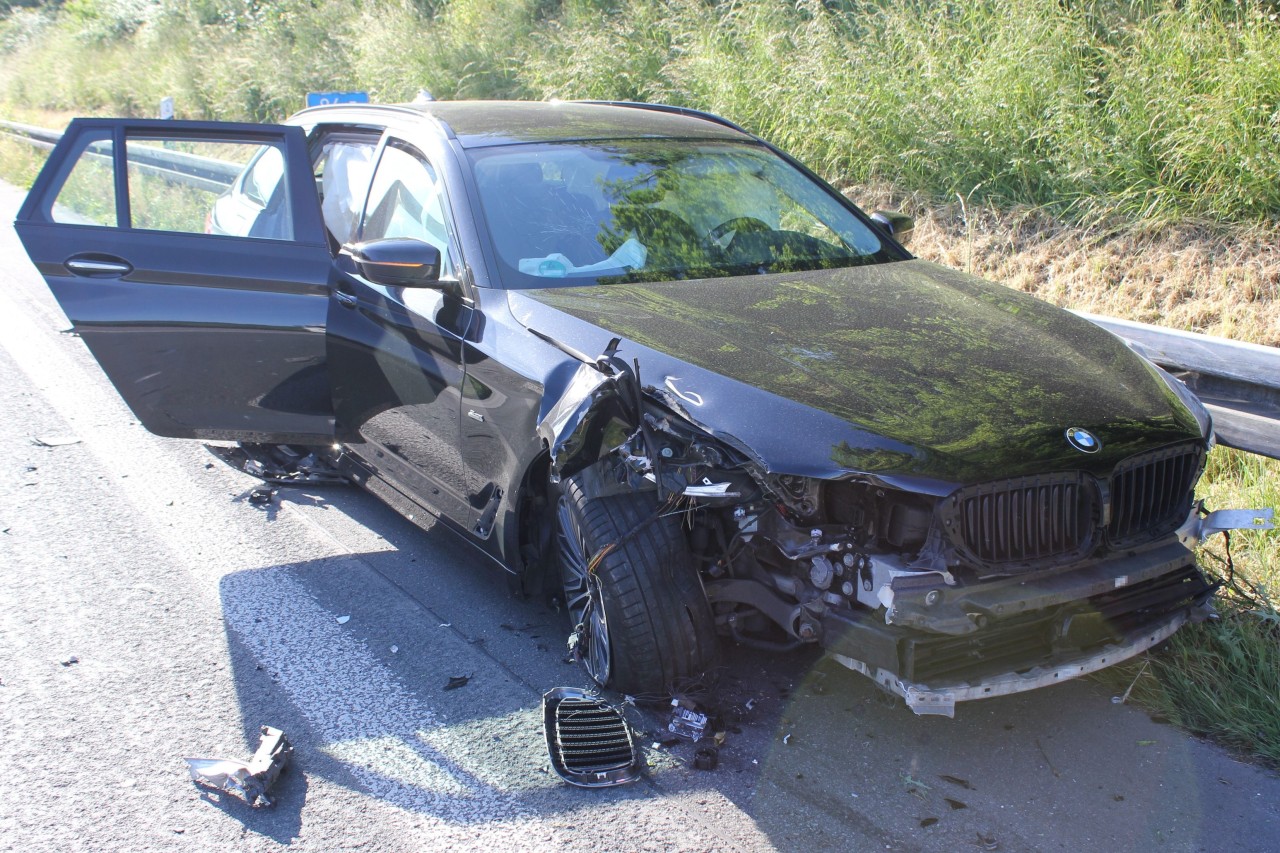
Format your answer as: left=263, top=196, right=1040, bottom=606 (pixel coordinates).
left=569, top=384, right=1274, bottom=716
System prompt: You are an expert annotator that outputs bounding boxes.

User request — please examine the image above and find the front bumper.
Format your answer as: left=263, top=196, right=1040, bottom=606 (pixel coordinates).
left=819, top=544, right=1217, bottom=716
left=832, top=607, right=1193, bottom=717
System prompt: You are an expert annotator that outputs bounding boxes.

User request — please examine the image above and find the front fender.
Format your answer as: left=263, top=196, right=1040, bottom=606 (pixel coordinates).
left=536, top=361, right=633, bottom=480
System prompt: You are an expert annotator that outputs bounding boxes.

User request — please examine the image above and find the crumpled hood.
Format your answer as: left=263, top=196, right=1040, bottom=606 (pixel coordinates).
left=509, top=259, right=1202, bottom=487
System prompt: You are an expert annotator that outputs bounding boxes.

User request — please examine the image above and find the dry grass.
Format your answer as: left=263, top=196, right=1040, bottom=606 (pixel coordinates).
left=848, top=184, right=1280, bottom=347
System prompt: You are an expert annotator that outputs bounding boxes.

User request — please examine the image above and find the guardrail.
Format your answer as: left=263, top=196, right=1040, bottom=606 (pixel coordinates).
left=4, top=119, right=1278, bottom=460
left=0, top=119, right=237, bottom=193
left=1075, top=313, right=1280, bottom=460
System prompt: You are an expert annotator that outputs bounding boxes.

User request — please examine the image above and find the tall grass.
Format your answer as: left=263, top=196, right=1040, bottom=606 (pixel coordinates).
left=4, top=0, right=1280, bottom=225
left=1108, top=447, right=1280, bottom=768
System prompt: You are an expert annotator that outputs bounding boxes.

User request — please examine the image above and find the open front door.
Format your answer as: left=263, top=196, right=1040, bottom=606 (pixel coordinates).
left=15, top=118, right=335, bottom=444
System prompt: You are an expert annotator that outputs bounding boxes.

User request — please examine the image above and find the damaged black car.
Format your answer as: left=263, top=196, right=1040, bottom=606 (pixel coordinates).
left=16, top=101, right=1272, bottom=716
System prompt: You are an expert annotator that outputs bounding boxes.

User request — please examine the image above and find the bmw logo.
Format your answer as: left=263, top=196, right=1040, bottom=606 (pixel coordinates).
left=1065, top=427, right=1102, bottom=454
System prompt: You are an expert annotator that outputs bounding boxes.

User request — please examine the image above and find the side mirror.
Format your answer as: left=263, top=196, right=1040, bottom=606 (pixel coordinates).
left=870, top=210, right=914, bottom=245
left=349, top=238, right=442, bottom=287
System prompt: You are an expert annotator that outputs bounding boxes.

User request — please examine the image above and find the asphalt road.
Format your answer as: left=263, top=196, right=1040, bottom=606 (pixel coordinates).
left=0, top=181, right=1277, bottom=852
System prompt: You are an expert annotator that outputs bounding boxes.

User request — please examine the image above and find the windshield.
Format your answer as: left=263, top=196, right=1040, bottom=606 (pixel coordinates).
left=468, top=140, right=894, bottom=288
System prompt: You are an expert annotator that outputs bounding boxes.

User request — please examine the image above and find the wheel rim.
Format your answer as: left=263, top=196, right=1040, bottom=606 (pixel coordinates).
left=557, top=495, right=611, bottom=685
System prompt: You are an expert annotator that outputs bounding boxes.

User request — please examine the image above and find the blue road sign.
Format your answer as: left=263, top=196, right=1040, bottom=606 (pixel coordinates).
left=306, top=91, right=370, bottom=108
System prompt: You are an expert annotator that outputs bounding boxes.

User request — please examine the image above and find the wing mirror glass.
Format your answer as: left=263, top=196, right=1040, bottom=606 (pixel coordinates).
left=349, top=238, right=442, bottom=287
left=870, top=210, right=914, bottom=245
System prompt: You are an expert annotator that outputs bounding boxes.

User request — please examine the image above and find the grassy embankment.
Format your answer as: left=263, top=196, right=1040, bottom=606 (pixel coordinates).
left=1, top=0, right=1276, bottom=764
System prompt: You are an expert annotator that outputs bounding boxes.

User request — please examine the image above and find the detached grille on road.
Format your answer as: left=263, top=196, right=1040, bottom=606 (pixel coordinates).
left=543, top=687, right=639, bottom=787
left=1107, top=442, right=1205, bottom=546
left=942, top=473, right=1097, bottom=571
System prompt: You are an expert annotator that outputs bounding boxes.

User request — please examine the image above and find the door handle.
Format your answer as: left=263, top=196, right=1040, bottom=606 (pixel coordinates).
left=334, top=291, right=358, bottom=308
left=65, top=255, right=133, bottom=277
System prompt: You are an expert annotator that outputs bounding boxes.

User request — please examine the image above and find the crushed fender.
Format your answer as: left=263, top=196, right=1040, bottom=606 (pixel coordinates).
left=184, top=726, right=292, bottom=807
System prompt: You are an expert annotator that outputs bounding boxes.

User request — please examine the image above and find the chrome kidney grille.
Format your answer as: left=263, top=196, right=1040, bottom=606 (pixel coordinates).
left=942, top=442, right=1205, bottom=572
left=1107, top=442, right=1205, bottom=546
left=543, top=687, right=639, bottom=787
left=942, top=473, right=1098, bottom=571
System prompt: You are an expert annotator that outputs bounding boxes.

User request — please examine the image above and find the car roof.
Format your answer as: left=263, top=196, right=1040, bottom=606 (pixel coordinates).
left=293, top=100, right=753, bottom=148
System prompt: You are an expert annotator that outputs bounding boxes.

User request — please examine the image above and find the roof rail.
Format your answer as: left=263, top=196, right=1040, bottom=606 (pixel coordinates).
left=573, top=101, right=752, bottom=136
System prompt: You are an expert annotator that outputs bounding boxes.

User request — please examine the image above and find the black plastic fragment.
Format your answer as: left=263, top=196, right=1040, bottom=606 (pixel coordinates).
left=693, top=746, right=719, bottom=770
left=543, top=687, right=640, bottom=788
left=205, top=442, right=347, bottom=486
left=248, top=487, right=276, bottom=505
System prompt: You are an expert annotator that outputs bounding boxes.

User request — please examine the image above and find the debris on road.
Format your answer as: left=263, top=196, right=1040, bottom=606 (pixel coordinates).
left=59, top=655, right=79, bottom=667
left=904, top=774, right=930, bottom=800
left=247, top=487, right=276, bottom=506
left=444, top=674, right=471, bottom=690
left=185, top=725, right=292, bottom=807
left=693, top=746, right=718, bottom=770
left=31, top=435, right=81, bottom=448
left=940, top=774, right=974, bottom=790
left=335, top=615, right=350, bottom=625
left=205, top=443, right=347, bottom=486
left=543, top=687, right=639, bottom=788
left=668, top=700, right=709, bottom=742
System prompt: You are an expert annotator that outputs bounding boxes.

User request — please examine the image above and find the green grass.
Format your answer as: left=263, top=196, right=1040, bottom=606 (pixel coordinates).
left=1103, top=447, right=1280, bottom=767
left=0, top=134, right=47, bottom=189
left=4, top=1, right=1280, bottom=226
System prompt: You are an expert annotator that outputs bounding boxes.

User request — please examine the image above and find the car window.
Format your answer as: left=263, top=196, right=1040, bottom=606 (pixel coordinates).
left=360, top=141, right=455, bottom=277
left=127, top=135, right=293, bottom=239
left=316, top=138, right=376, bottom=246
left=49, top=132, right=116, bottom=227
left=469, top=140, right=890, bottom=288
left=47, top=131, right=295, bottom=239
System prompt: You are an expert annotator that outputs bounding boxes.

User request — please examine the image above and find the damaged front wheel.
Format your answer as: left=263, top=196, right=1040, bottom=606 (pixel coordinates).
left=556, top=476, right=717, bottom=697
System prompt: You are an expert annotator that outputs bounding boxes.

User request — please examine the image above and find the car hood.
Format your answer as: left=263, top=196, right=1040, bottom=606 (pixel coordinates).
left=508, top=259, right=1202, bottom=488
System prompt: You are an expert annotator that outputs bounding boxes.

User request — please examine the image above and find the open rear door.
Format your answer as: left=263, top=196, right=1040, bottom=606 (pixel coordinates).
left=15, top=118, right=335, bottom=444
